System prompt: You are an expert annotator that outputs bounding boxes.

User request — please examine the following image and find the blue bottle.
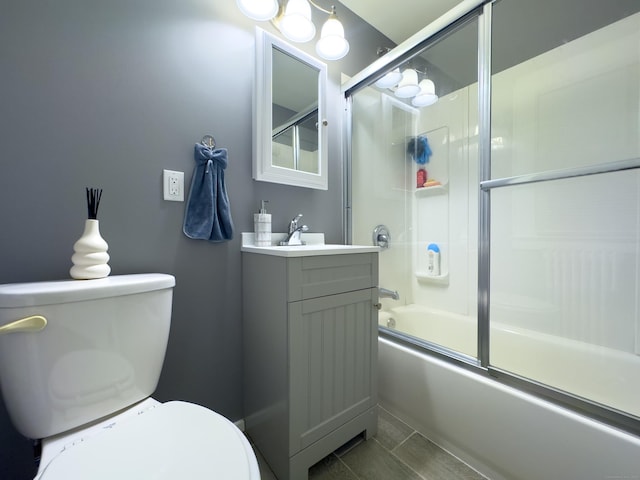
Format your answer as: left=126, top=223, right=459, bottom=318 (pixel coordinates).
left=427, top=243, right=440, bottom=276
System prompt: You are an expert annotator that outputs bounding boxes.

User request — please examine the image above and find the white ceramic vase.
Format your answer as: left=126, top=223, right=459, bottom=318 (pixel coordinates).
left=70, top=219, right=111, bottom=280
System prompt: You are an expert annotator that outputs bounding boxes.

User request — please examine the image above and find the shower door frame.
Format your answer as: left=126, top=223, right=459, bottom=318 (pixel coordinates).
left=342, top=0, right=640, bottom=437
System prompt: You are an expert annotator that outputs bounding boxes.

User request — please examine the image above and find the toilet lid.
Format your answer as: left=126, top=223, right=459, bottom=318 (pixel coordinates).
left=39, top=401, right=258, bottom=480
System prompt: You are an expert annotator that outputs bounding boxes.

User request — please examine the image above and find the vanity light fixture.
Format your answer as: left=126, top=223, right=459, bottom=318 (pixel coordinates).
left=412, top=79, right=439, bottom=107
left=237, top=0, right=350, bottom=61
left=373, top=51, right=439, bottom=107
left=279, top=0, right=316, bottom=42
left=394, top=68, right=420, bottom=98
left=315, top=6, right=349, bottom=60
left=236, top=0, right=279, bottom=21
left=374, top=68, right=403, bottom=89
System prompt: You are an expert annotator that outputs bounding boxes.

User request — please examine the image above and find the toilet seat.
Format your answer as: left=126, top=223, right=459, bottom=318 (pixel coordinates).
left=37, top=401, right=260, bottom=480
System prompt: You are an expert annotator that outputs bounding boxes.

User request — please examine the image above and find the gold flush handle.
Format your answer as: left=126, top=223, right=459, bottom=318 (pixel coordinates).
left=0, top=315, right=47, bottom=336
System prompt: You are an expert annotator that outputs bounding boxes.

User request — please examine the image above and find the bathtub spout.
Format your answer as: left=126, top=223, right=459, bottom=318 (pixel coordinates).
left=379, top=287, right=399, bottom=300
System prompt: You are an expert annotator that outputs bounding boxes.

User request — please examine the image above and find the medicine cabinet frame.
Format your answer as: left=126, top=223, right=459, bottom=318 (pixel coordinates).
left=253, top=27, right=328, bottom=190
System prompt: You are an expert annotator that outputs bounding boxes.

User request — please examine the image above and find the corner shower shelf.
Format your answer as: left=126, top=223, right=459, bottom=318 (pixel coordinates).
left=414, top=182, right=448, bottom=197
left=415, top=271, right=449, bottom=285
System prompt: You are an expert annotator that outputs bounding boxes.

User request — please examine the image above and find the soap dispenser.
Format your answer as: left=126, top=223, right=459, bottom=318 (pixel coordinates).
left=254, top=200, right=271, bottom=247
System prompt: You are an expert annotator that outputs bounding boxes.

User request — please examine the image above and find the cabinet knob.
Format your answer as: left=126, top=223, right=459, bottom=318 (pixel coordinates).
left=373, top=303, right=382, bottom=310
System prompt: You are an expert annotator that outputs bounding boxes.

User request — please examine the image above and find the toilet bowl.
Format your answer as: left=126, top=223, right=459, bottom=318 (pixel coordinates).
left=0, top=274, right=260, bottom=479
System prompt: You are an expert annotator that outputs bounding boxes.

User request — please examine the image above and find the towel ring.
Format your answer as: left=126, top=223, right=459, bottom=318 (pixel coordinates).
left=201, top=135, right=216, bottom=148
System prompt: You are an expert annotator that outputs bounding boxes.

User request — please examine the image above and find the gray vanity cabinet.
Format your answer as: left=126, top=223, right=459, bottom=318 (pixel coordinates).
left=242, top=252, right=378, bottom=480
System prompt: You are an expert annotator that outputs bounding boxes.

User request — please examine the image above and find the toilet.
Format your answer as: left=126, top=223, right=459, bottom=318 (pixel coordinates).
left=0, top=273, right=260, bottom=479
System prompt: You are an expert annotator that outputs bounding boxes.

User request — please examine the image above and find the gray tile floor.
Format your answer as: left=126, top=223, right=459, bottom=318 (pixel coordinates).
left=252, top=406, right=487, bottom=480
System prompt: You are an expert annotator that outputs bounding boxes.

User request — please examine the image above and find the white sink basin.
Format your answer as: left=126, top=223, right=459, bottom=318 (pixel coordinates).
left=241, top=233, right=379, bottom=257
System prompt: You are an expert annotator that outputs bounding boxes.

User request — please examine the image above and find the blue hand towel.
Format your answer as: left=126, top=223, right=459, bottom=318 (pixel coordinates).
left=183, top=144, right=234, bottom=242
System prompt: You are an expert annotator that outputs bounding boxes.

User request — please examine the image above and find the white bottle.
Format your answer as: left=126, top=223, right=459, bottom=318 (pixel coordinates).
left=427, top=243, right=441, bottom=276
left=254, top=200, right=271, bottom=247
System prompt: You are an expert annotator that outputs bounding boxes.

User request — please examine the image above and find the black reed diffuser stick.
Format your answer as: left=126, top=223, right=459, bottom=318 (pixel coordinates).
left=86, top=188, right=103, bottom=220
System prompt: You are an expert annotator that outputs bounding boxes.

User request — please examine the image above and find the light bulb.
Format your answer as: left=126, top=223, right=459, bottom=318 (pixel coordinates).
left=236, top=0, right=278, bottom=21
left=280, top=0, right=316, bottom=43
left=412, top=79, right=438, bottom=107
left=316, top=13, right=349, bottom=60
left=375, top=68, right=402, bottom=89
left=394, top=69, right=420, bottom=98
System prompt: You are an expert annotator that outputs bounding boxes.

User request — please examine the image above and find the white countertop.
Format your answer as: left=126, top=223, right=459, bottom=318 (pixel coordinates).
left=241, top=233, right=379, bottom=257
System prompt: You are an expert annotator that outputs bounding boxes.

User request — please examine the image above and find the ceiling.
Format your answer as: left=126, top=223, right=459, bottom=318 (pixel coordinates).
left=338, top=0, right=464, bottom=45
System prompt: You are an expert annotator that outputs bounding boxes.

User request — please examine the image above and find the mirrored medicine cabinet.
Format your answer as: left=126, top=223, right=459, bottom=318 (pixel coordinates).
left=253, top=27, right=328, bottom=190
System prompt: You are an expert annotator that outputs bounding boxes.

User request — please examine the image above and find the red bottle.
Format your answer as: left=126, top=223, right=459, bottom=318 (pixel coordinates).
left=416, top=168, right=427, bottom=188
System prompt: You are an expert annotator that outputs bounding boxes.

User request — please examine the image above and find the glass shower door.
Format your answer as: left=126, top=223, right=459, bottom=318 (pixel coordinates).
left=350, top=17, right=480, bottom=359
left=348, top=0, right=640, bottom=430
left=488, top=0, right=640, bottom=418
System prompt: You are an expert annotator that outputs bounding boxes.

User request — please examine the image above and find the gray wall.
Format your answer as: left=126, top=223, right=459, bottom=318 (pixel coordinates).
left=0, top=1, right=390, bottom=477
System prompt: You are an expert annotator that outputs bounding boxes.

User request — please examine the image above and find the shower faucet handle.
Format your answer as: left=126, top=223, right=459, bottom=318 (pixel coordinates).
left=373, top=225, right=391, bottom=249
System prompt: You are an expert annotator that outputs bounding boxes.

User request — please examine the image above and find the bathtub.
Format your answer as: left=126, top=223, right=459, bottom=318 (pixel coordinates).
left=378, top=304, right=640, bottom=480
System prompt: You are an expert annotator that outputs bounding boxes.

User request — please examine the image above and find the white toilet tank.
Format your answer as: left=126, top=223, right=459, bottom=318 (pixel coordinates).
left=0, top=274, right=175, bottom=440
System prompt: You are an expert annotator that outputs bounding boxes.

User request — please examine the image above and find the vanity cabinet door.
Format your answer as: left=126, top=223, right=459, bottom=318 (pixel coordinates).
left=288, top=287, right=378, bottom=455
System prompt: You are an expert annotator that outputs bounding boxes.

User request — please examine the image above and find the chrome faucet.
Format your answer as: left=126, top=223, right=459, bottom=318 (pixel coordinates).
left=379, top=287, right=400, bottom=300
left=279, top=214, right=309, bottom=246
left=288, top=214, right=303, bottom=234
